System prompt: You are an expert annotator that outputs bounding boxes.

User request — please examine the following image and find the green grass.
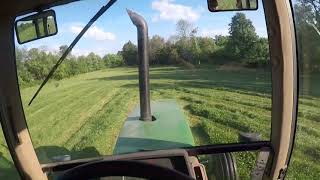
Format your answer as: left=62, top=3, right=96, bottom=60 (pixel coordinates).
left=0, top=66, right=319, bottom=179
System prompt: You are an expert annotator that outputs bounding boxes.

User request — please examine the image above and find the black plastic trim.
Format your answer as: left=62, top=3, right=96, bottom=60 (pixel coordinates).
left=186, top=141, right=272, bottom=156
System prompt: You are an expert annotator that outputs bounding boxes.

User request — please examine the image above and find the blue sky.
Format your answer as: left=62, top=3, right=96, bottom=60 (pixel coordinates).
left=16, top=0, right=268, bottom=57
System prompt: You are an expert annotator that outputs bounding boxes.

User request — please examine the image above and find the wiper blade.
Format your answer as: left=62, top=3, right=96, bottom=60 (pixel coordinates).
left=28, top=0, right=117, bottom=106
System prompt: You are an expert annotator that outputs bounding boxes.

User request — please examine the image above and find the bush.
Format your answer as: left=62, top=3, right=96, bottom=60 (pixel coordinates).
left=103, top=54, right=124, bottom=67
left=243, top=38, right=270, bottom=67
left=121, top=41, right=137, bottom=66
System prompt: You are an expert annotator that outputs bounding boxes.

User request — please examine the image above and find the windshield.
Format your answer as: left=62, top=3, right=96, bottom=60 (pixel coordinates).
left=12, top=0, right=271, bottom=178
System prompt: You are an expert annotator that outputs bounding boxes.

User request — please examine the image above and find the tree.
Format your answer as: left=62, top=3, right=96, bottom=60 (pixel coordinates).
left=23, top=48, right=54, bottom=80
left=175, top=19, right=199, bottom=64
left=190, top=28, right=201, bottom=65
left=295, top=0, right=320, bottom=72
left=103, top=54, right=124, bottom=67
left=297, top=0, right=319, bottom=28
left=176, top=20, right=194, bottom=39
left=228, top=13, right=258, bottom=59
left=86, top=52, right=103, bottom=70
left=53, top=63, right=68, bottom=80
left=197, top=37, right=216, bottom=63
left=156, top=42, right=180, bottom=65
left=77, top=55, right=91, bottom=73
left=121, top=41, right=137, bottom=66
left=15, top=47, right=28, bottom=62
left=59, top=45, right=68, bottom=56
left=149, top=35, right=165, bottom=65
left=215, top=35, right=229, bottom=47
left=244, top=38, right=269, bottom=67
left=16, top=48, right=33, bottom=84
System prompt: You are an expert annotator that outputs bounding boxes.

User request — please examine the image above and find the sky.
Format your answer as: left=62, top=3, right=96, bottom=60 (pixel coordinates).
left=16, top=0, right=268, bottom=57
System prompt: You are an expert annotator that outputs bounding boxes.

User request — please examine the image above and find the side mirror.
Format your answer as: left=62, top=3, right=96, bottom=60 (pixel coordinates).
left=15, top=10, right=58, bottom=44
left=207, top=0, right=258, bottom=12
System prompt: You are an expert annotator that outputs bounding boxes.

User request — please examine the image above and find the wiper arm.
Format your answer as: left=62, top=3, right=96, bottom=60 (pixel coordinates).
left=28, top=0, right=117, bottom=106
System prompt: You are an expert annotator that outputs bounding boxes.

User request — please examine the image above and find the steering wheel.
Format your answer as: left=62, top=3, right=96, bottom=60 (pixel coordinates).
left=57, top=160, right=195, bottom=180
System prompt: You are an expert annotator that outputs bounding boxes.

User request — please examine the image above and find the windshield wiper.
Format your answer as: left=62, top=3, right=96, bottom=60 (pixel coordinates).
left=28, top=0, right=117, bottom=106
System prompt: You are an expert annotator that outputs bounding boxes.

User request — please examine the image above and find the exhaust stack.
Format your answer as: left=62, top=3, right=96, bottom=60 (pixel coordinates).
left=127, top=9, right=152, bottom=121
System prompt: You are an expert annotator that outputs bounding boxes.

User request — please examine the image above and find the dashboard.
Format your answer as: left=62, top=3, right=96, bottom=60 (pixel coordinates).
left=43, top=149, right=208, bottom=180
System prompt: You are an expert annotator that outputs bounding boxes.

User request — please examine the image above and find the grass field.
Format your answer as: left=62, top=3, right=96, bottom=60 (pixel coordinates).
left=0, top=66, right=319, bottom=179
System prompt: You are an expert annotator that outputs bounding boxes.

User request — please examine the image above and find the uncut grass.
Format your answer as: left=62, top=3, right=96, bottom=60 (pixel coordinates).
left=65, top=90, right=137, bottom=152
left=181, top=95, right=270, bottom=121
left=151, top=85, right=269, bottom=179
left=178, top=87, right=272, bottom=111
left=25, top=84, right=119, bottom=145
left=184, top=114, right=257, bottom=179
left=187, top=103, right=268, bottom=136
left=22, top=76, right=139, bottom=163
left=154, top=72, right=319, bottom=179
left=181, top=107, right=254, bottom=178
left=181, top=94, right=319, bottom=179
left=26, top=82, right=106, bottom=123
left=182, top=93, right=271, bottom=134
left=181, top=93, right=267, bottom=179
left=179, top=87, right=320, bottom=179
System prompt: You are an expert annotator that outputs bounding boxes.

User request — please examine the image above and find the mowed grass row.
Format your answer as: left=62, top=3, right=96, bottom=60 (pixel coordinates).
left=175, top=88, right=319, bottom=179
left=21, top=68, right=140, bottom=163
left=0, top=66, right=319, bottom=179
left=144, top=67, right=319, bottom=179
left=0, top=68, right=140, bottom=179
left=156, top=87, right=271, bottom=179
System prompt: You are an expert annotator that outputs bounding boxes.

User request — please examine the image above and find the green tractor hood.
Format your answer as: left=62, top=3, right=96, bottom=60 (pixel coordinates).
left=114, top=100, right=195, bottom=155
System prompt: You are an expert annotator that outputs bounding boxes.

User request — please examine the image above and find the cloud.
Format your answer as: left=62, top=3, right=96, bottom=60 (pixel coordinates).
left=200, top=28, right=229, bottom=37
left=151, top=0, right=200, bottom=22
left=70, top=25, right=116, bottom=41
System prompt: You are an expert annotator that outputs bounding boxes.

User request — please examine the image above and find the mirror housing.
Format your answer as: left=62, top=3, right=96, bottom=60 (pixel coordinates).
left=15, top=10, right=58, bottom=44
left=207, top=0, right=258, bottom=12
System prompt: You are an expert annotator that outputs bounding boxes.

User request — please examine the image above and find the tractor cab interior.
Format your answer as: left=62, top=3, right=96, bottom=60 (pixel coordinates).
left=0, top=0, right=299, bottom=179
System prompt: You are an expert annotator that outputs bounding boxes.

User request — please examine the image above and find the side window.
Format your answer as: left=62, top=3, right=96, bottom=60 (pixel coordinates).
left=289, top=0, right=320, bottom=179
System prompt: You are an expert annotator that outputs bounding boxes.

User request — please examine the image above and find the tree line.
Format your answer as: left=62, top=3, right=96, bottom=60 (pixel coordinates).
left=16, top=12, right=270, bottom=87
left=120, top=13, right=269, bottom=67
left=16, top=47, right=125, bottom=87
